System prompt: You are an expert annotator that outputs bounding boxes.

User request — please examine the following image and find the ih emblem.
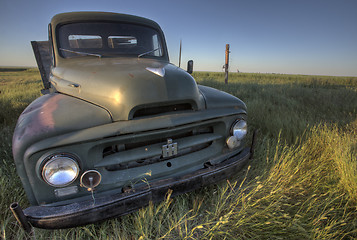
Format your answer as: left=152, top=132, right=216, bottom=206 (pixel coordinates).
left=162, top=138, right=178, bottom=158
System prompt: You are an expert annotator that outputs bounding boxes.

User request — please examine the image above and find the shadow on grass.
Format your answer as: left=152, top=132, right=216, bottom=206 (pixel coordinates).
left=0, top=68, right=29, bottom=72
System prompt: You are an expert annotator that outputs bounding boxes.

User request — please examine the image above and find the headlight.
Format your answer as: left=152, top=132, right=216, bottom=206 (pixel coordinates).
left=231, top=120, right=247, bottom=140
left=42, top=154, right=80, bottom=187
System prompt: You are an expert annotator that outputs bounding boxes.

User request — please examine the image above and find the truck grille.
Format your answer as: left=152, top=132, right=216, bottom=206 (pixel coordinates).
left=95, top=125, right=221, bottom=171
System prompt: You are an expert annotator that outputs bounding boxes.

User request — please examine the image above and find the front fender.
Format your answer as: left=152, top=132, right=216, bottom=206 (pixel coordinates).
left=198, top=85, right=247, bottom=113
left=12, top=93, right=112, bottom=202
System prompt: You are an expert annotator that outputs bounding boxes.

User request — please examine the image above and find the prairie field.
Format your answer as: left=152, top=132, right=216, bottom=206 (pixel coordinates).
left=0, top=68, right=356, bottom=239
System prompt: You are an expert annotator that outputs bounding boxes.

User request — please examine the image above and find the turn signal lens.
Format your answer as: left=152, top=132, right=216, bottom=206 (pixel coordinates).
left=226, top=136, right=240, bottom=149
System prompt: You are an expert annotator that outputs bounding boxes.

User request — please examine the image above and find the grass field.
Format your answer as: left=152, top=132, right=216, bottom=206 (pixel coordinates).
left=0, top=68, right=356, bottom=239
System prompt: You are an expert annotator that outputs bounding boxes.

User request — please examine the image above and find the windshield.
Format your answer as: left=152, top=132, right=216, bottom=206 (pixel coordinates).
left=57, top=22, right=164, bottom=58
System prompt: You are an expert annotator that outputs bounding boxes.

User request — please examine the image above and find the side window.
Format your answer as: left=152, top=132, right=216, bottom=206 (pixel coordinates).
left=152, top=34, right=162, bottom=56
left=68, top=35, right=102, bottom=48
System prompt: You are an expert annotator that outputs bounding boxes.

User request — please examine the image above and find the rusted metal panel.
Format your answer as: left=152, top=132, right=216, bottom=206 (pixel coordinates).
left=31, top=41, right=52, bottom=90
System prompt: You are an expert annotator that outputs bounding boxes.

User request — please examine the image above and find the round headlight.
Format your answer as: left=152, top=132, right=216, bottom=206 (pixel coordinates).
left=231, top=120, right=247, bottom=140
left=42, top=154, right=80, bottom=187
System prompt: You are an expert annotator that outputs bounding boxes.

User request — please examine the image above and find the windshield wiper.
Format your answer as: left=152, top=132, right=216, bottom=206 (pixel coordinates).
left=60, top=48, right=102, bottom=58
left=138, top=47, right=160, bottom=58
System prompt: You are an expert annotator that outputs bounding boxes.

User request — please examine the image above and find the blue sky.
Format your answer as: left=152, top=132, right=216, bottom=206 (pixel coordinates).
left=0, top=0, right=356, bottom=76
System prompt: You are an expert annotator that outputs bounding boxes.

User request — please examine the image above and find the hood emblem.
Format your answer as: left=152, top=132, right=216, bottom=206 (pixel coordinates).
left=146, top=67, right=165, bottom=77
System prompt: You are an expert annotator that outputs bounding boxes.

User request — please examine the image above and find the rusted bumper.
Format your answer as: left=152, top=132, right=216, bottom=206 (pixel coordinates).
left=17, top=145, right=253, bottom=229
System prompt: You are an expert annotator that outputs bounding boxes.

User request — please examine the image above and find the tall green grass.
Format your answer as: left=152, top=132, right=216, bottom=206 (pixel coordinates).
left=1, top=69, right=356, bottom=239
left=0, top=68, right=42, bottom=127
left=193, top=72, right=357, bottom=143
left=193, top=72, right=357, bottom=88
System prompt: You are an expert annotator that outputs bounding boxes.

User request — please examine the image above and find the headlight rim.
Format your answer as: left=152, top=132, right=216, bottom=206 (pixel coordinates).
left=230, top=119, right=248, bottom=140
left=41, top=153, right=80, bottom=188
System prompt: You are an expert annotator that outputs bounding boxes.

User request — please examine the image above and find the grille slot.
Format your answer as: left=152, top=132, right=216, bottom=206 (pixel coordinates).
left=124, top=130, right=193, bottom=151
left=131, top=103, right=193, bottom=119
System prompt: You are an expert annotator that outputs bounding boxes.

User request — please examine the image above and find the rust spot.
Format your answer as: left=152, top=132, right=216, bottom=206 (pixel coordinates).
left=22, top=95, right=62, bottom=138
left=128, top=73, right=134, bottom=78
left=122, top=185, right=135, bottom=193
left=38, top=94, right=63, bottom=129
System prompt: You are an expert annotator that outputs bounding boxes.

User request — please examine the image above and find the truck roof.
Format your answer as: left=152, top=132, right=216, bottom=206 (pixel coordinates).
left=51, top=12, right=162, bottom=30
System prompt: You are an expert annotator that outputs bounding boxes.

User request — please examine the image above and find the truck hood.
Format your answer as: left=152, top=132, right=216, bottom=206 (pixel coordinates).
left=51, top=58, right=205, bottom=121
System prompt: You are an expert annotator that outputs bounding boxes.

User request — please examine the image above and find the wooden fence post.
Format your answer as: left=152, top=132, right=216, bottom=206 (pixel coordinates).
left=225, top=44, right=230, bottom=84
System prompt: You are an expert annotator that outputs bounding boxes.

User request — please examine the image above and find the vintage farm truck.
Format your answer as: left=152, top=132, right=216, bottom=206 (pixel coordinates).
left=10, top=12, right=256, bottom=230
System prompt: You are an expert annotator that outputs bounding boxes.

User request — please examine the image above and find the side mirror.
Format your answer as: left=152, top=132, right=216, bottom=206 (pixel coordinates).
left=187, top=60, right=193, bottom=74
